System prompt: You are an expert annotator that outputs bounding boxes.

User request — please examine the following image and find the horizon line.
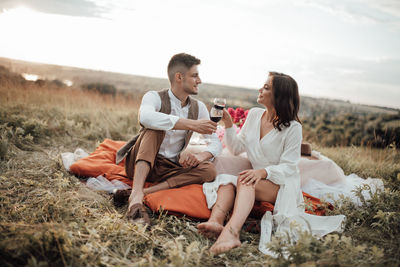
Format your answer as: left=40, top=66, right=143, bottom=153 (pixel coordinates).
left=0, top=55, right=399, bottom=111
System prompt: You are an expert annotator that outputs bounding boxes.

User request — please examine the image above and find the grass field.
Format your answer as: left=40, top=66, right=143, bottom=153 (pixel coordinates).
left=1, top=79, right=400, bottom=266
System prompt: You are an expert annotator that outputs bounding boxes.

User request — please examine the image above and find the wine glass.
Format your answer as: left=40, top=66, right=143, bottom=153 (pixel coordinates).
left=210, top=106, right=223, bottom=123
left=214, top=98, right=226, bottom=109
left=210, top=98, right=226, bottom=124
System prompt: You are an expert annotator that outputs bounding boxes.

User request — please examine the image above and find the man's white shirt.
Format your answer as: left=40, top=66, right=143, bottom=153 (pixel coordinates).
left=139, top=89, right=222, bottom=162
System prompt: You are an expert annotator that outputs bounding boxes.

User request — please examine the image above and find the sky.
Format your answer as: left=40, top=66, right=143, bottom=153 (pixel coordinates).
left=0, top=0, right=399, bottom=109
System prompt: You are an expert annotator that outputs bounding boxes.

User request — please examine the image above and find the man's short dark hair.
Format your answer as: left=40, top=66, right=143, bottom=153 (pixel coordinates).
left=167, top=53, right=201, bottom=83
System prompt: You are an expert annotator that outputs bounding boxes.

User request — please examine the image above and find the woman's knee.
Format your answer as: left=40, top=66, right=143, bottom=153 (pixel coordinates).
left=236, top=176, right=254, bottom=191
left=219, top=183, right=235, bottom=192
left=236, top=176, right=241, bottom=185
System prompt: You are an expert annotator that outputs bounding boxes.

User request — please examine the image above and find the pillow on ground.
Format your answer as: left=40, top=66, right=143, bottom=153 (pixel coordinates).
left=69, top=139, right=328, bottom=219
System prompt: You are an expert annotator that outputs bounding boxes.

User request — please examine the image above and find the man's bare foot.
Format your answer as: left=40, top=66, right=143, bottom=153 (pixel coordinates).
left=127, top=191, right=144, bottom=216
left=128, top=190, right=144, bottom=209
left=126, top=190, right=151, bottom=225
left=209, top=225, right=241, bottom=254
left=197, top=221, right=224, bottom=238
left=126, top=203, right=150, bottom=225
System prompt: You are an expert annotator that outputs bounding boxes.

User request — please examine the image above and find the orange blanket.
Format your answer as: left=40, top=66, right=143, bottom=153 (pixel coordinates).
left=70, top=139, right=330, bottom=219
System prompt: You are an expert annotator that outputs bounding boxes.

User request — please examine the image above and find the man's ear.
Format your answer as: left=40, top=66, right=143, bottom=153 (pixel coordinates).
left=175, top=72, right=183, bottom=83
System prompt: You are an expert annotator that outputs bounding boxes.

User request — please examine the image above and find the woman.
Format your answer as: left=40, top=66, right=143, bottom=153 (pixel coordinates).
left=198, top=72, right=345, bottom=255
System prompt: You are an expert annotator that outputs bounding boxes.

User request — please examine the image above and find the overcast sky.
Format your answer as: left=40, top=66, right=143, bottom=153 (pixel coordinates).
left=0, top=0, right=399, bottom=108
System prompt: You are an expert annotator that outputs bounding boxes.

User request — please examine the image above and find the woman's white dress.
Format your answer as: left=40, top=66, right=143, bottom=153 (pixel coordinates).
left=203, top=107, right=346, bottom=255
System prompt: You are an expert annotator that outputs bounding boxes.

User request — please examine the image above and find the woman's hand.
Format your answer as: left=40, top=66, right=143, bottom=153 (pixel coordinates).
left=238, top=169, right=267, bottom=187
left=221, top=108, right=233, bottom=128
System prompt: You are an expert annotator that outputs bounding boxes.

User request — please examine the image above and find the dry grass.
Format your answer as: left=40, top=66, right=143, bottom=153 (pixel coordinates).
left=316, top=145, right=400, bottom=184
left=1, top=80, right=399, bottom=266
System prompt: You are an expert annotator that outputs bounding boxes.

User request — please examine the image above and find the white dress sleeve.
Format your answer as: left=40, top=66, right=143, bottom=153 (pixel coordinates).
left=265, top=122, right=302, bottom=185
left=223, top=108, right=255, bottom=156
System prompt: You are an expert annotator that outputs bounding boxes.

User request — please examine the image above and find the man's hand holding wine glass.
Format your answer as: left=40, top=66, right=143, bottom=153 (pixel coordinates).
left=175, top=118, right=216, bottom=134
left=190, top=119, right=217, bottom=134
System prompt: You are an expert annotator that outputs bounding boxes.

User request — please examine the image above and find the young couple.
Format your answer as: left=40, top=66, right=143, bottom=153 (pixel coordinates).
left=115, top=53, right=345, bottom=255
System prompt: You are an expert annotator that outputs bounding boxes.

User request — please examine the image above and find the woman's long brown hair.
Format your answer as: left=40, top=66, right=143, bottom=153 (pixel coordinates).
left=269, top=72, right=301, bottom=131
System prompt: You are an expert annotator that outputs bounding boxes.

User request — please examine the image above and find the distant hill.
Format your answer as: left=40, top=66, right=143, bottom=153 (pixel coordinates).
left=1, top=56, right=398, bottom=116
left=1, top=57, right=399, bottom=149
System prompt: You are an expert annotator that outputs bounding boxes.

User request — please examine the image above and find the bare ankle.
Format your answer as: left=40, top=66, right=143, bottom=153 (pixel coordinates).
left=224, top=224, right=240, bottom=238
left=229, top=225, right=241, bottom=238
left=129, top=190, right=144, bottom=204
left=143, top=188, right=149, bottom=195
left=211, top=204, right=230, bottom=223
left=131, top=189, right=144, bottom=196
left=208, top=218, right=224, bottom=226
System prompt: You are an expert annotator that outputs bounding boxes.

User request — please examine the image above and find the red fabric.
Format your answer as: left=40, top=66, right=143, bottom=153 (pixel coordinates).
left=69, top=139, right=330, bottom=219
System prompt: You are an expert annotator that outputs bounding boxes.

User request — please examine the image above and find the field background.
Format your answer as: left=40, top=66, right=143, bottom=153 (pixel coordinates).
left=0, top=57, right=399, bottom=266
left=2, top=56, right=399, bottom=150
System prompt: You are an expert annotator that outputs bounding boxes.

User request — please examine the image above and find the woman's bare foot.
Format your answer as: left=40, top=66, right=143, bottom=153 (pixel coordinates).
left=197, top=221, right=224, bottom=238
left=209, top=225, right=241, bottom=254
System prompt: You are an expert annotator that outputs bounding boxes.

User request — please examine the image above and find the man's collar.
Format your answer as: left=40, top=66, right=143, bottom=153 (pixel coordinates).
left=168, top=89, right=191, bottom=107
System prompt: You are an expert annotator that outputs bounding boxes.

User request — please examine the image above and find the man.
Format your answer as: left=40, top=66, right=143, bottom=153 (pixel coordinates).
left=115, top=53, right=222, bottom=225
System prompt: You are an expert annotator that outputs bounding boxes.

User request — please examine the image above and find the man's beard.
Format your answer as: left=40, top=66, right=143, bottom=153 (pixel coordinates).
left=183, top=86, right=198, bottom=95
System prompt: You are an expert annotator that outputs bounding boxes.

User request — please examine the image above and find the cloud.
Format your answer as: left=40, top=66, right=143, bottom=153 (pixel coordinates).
left=296, top=0, right=400, bottom=28
left=300, top=53, right=400, bottom=86
left=0, top=0, right=108, bottom=18
left=291, top=53, right=400, bottom=108
left=363, top=0, right=400, bottom=17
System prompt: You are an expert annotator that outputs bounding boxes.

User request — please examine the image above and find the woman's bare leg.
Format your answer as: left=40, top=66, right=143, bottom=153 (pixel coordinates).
left=210, top=179, right=279, bottom=254
left=197, top=184, right=235, bottom=238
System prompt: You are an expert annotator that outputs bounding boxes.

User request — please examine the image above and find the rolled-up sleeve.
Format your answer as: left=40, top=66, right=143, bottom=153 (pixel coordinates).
left=198, top=102, right=222, bottom=157
left=139, top=91, right=180, bottom=130
left=264, top=123, right=302, bottom=185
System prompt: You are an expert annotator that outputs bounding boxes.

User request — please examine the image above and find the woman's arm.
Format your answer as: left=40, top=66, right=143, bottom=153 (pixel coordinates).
left=223, top=108, right=254, bottom=156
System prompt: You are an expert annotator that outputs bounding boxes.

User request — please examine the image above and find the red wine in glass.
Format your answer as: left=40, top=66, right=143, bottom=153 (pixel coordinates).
left=210, top=116, right=222, bottom=123
left=210, top=98, right=225, bottom=124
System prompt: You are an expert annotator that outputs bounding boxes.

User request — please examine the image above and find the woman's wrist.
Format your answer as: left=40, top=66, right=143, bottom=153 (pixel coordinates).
left=222, top=109, right=233, bottom=128
left=259, top=169, right=267, bottom=179
left=224, top=121, right=233, bottom=128
left=222, top=118, right=233, bottom=128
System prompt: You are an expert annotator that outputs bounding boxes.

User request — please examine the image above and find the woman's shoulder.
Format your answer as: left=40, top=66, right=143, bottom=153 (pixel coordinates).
left=248, top=107, right=265, bottom=117
left=285, top=120, right=302, bottom=136
left=244, top=107, right=264, bottom=123
left=289, top=120, right=302, bottom=128
left=249, top=107, right=264, bottom=113
left=279, top=120, right=302, bottom=133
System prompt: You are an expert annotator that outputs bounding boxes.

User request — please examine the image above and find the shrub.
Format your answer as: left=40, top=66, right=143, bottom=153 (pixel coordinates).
left=82, top=83, right=117, bottom=96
